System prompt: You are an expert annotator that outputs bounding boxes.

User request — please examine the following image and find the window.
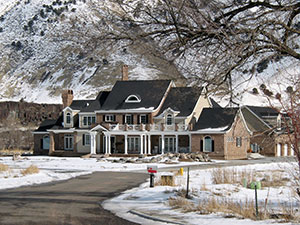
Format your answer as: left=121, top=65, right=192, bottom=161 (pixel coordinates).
left=66, top=112, right=71, bottom=124
left=42, top=135, right=50, bottom=150
left=83, top=116, right=96, bottom=126
left=125, top=114, right=133, bottom=124
left=236, top=137, right=242, bottom=147
left=166, top=114, right=173, bottom=125
left=105, top=115, right=116, bottom=122
left=159, top=137, right=175, bottom=153
left=140, top=114, right=148, bottom=124
left=125, top=95, right=141, bottom=103
left=64, top=135, right=74, bottom=150
left=128, top=137, right=140, bottom=151
left=82, top=134, right=91, bottom=146
left=203, top=136, right=214, bottom=152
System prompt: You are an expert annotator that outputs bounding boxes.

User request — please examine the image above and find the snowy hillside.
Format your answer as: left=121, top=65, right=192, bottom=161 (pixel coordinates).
left=0, top=0, right=184, bottom=103
left=0, top=0, right=297, bottom=106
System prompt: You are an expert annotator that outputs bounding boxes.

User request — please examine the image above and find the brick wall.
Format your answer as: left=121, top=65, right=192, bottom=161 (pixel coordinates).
left=191, top=114, right=250, bottom=160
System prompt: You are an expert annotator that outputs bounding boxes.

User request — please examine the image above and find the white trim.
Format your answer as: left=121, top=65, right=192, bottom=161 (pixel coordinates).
left=32, top=131, right=49, bottom=134
left=191, top=130, right=226, bottom=134
left=125, top=94, right=141, bottom=103
left=239, top=108, right=253, bottom=135
left=95, top=109, right=154, bottom=113
left=63, top=107, right=80, bottom=113
left=78, top=112, right=96, bottom=115
left=47, top=129, right=76, bottom=133
left=91, top=124, right=108, bottom=132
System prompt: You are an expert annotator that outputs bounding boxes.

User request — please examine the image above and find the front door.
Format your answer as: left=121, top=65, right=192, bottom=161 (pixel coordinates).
left=64, top=135, right=74, bottom=150
left=111, top=136, right=116, bottom=154
left=159, top=137, right=175, bottom=153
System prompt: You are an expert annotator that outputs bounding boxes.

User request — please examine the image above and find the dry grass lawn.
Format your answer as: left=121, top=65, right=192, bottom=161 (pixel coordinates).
left=21, top=165, right=39, bottom=176
left=0, top=163, right=9, bottom=172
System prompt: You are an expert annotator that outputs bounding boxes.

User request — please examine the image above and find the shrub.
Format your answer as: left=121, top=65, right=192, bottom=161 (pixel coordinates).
left=211, top=168, right=254, bottom=185
left=260, top=83, right=266, bottom=90
left=21, top=165, right=39, bottom=176
left=0, top=163, right=9, bottom=172
left=252, top=88, right=258, bottom=94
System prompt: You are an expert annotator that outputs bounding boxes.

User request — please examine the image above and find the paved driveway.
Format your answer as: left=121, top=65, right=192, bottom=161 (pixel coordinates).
left=0, top=172, right=147, bottom=225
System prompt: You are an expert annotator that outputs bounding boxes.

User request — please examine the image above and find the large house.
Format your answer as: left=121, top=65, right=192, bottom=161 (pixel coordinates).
left=34, top=65, right=213, bottom=156
left=33, top=66, right=293, bottom=159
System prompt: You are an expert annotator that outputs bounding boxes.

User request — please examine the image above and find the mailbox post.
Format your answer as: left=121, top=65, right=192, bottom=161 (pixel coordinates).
left=147, top=165, right=158, bottom=188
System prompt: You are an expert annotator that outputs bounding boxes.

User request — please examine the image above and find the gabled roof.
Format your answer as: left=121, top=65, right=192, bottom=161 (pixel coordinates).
left=193, top=108, right=238, bottom=132
left=241, top=107, right=270, bottom=132
left=244, top=106, right=278, bottom=128
left=157, top=87, right=203, bottom=117
left=209, top=98, right=222, bottom=108
left=100, top=80, right=172, bottom=111
left=35, top=119, right=57, bottom=132
left=80, top=91, right=110, bottom=112
left=69, top=100, right=95, bottom=110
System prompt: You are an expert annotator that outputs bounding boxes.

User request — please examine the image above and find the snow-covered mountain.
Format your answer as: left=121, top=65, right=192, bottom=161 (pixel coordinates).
left=0, top=0, right=185, bottom=103
left=0, top=0, right=297, bottom=106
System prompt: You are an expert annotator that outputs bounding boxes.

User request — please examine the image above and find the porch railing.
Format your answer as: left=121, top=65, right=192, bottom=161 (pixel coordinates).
left=109, top=123, right=189, bottom=131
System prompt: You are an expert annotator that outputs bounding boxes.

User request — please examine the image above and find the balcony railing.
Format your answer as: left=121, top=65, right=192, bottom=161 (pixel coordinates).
left=109, top=123, right=189, bottom=131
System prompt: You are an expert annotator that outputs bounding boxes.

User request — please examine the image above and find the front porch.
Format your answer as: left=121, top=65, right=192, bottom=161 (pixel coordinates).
left=90, top=131, right=191, bottom=155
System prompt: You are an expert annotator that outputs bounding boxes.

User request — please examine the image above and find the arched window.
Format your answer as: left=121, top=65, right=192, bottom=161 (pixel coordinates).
left=42, top=135, right=50, bottom=150
left=166, top=114, right=173, bottom=125
left=125, top=95, right=141, bottom=103
left=204, top=136, right=214, bottom=152
left=66, top=112, right=71, bottom=124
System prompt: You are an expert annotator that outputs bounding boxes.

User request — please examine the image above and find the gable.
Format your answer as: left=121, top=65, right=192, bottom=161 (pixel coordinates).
left=193, top=108, right=238, bottom=133
left=158, top=87, right=203, bottom=117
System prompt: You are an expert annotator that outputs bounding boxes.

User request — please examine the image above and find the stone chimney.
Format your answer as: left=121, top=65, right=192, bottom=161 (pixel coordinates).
left=62, top=90, right=74, bottom=108
left=122, top=65, right=128, bottom=81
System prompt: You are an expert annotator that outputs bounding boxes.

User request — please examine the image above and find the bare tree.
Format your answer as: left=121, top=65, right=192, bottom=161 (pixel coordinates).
left=274, top=77, right=300, bottom=172
left=90, top=0, right=300, bottom=101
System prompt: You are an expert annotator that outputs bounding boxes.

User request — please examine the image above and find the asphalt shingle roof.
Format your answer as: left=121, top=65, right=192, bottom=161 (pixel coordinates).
left=101, top=80, right=172, bottom=110
left=35, top=119, right=57, bottom=132
left=80, top=91, right=110, bottom=112
left=241, top=107, right=270, bottom=132
left=194, top=108, right=238, bottom=131
left=245, top=106, right=278, bottom=128
left=158, top=87, right=203, bottom=116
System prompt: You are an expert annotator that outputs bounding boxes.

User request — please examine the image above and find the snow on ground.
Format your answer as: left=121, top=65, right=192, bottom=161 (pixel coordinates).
left=0, top=156, right=215, bottom=190
left=104, top=162, right=299, bottom=225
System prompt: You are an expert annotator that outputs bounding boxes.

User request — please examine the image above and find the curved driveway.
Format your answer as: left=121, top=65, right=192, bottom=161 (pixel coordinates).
left=0, top=172, right=147, bottom=225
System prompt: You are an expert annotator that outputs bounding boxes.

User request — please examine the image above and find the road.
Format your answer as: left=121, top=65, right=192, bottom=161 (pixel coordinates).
left=0, top=172, right=148, bottom=225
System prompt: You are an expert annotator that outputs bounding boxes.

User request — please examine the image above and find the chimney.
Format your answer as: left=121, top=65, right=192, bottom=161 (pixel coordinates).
left=62, top=90, right=74, bottom=108
left=122, top=65, right=128, bottom=81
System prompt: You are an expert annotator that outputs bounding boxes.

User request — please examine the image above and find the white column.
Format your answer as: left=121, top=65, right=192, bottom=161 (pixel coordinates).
left=140, top=134, right=144, bottom=154
left=189, top=134, right=192, bottom=153
left=291, top=144, right=295, bottom=156
left=124, top=134, right=128, bottom=154
left=161, top=134, right=165, bottom=155
left=108, top=134, right=111, bottom=154
left=284, top=144, right=288, bottom=156
left=105, top=134, right=108, bottom=154
left=175, top=134, right=179, bottom=153
left=276, top=143, right=281, bottom=157
left=90, top=132, right=96, bottom=154
left=148, top=135, right=151, bottom=154
left=143, top=135, right=146, bottom=154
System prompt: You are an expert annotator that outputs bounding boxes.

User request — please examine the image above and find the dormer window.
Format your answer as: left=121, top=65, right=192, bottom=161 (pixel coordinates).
left=66, top=112, right=71, bottom=124
left=166, top=114, right=173, bottom=125
left=125, top=94, right=141, bottom=103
